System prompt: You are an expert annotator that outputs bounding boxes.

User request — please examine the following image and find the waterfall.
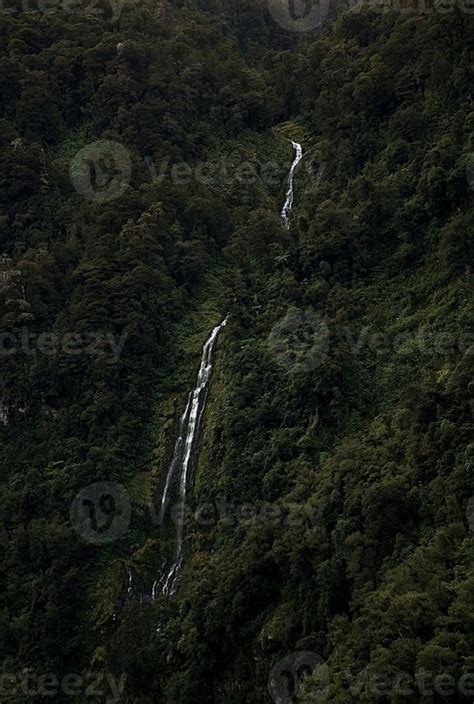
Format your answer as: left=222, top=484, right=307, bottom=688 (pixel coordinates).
left=281, top=140, right=303, bottom=228
left=126, top=566, right=133, bottom=598
left=154, top=317, right=228, bottom=597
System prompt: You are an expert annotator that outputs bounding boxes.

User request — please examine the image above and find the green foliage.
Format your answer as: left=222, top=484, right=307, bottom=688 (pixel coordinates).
left=0, top=1, right=472, bottom=703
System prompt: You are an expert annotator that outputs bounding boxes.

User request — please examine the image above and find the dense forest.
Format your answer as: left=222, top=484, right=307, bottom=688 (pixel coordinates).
left=0, top=0, right=473, bottom=701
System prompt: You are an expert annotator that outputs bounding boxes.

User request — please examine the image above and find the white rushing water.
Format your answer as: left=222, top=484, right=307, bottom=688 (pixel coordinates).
left=126, top=566, right=133, bottom=598
left=281, top=140, right=303, bottom=228
left=155, top=317, right=228, bottom=597
left=148, top=142, right=302, bottom=602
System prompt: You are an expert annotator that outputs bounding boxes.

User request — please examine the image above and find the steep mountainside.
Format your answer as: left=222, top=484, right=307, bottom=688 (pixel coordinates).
left=0, top=1, right=472, bottom=702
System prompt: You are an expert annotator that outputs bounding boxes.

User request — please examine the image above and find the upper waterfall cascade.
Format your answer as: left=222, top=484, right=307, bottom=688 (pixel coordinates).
left=281, top=140, right=303, bottom=228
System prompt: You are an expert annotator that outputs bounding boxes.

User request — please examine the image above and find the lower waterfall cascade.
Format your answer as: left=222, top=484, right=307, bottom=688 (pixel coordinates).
left=152, top=317, right=228, bottom=597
